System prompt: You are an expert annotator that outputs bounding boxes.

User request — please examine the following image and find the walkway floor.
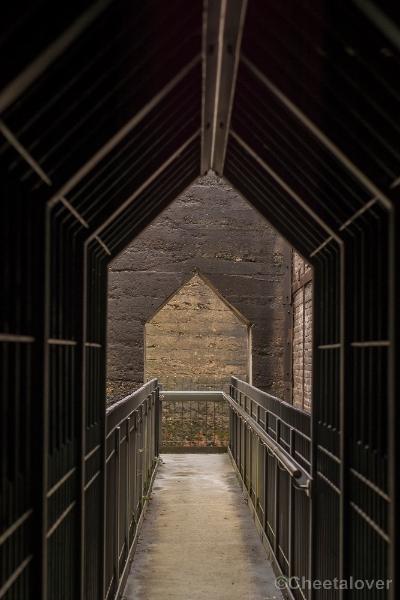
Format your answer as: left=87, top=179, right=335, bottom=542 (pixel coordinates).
left=123, top=454, right=281, bottom=600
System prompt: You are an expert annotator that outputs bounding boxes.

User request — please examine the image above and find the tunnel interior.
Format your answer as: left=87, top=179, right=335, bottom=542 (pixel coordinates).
left=0, top=1, right=398, bottom=599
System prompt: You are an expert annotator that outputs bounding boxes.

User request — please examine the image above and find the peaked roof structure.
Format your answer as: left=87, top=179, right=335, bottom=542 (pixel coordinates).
left=1, top=3, right=399, bottom=600
left=1, top=1, right=397, bottom=259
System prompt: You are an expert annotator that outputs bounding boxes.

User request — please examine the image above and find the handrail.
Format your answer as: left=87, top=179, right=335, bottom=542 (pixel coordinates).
left=160, top=386, right=311, bottom=486
left=104, top=379, right=160, bottom=600
left=231, top=376, right=310, bottom=437
left=228, top=378, right=312, bottom=591
left=161, top=390, right=225, bottom=402
left=106, top=378, right=158, bottom=434
left=224, top=392, right=310, bottom=488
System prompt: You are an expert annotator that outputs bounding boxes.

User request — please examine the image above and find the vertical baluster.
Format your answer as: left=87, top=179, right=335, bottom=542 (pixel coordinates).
left=145, top=397, right=149, bottom=483
left=138, top=407, right=143, bottom=509
left=256, top=406, right=260, bottom=511
left=263, top=442, right=267, bottom=534
left=288, top=427, right=295, bottom=579
left=132, top=411, right=137, bottom=527
left=125, top=418, right=130, bottom=559
left=274, top=419, right=281, bottom=558
left=151, top=391, right=155, bottom=463
left=114, top=427, right=120, bottom=591
left=155, top=388, right=161, bottom=457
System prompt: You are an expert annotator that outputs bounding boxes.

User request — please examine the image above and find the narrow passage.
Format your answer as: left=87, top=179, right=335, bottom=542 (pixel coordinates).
left=123, top=454, right=282, bottom=600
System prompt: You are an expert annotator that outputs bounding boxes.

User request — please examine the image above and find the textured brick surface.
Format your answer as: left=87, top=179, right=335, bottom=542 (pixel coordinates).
left=107, top=174, right=292, bottom=402
left=291, top=251, right=313, bottom=411
left=145, top=274, right=249, bottom=391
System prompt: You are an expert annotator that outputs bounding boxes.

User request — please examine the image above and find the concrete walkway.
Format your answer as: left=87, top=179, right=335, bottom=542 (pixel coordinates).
left=123, top=454, right=281, bottom=600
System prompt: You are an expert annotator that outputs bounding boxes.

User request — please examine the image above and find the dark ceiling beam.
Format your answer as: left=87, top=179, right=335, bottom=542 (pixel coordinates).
left=201, top=0, right=222, bottom=174
left=309, top=236, right=335, bottom=259
left=0, top=0, right=113, bottom=115
left=86, top=131, right=200, bottom=241
left=208, top=0, right=247, bottom=175
left=0, top=120, right=52, bottom=184
left=230, top=129, right=342, bottom=245
left=353, top=0, right=400, bottom=51
left=49, top=54, right=201, bottom=206
left=0, top=117, right=111, bottom=256
left=47, top=55, right=201, bottom=208
left=240, top=55, right=393, bottom=212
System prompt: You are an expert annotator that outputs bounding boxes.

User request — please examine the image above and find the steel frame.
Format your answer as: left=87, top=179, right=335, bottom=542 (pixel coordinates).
left=1, top=2, right=399, bottom=600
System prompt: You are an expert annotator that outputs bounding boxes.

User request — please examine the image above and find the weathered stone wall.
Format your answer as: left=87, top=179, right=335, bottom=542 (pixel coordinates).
left=145, top=273, right=249, bottom=391
left=107, top=173, right=292, bottom=403
left=291, top=251, right=313, bottom=412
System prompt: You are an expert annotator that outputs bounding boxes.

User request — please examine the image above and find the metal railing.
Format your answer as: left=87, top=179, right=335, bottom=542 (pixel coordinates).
left=103, top=378, right=311, bottom=600
left=161, top=390, right=228, bottom=451
left=104, top=379, right=160, bottom=600
left=227, top=377, right=311, bottom=600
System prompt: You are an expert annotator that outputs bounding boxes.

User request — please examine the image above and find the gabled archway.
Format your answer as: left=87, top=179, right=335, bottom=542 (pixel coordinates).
left=144, top=272, right=252, bottom=391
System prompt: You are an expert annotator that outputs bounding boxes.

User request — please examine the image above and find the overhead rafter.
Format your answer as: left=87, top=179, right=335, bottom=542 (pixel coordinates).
left=240, top=55, right=393, bottom=211
left=0, top=0, right=113, bottom=115
left=201, top=0, right=221, bottom=174
left=86, top=131, right=200, bottom=241
left=0, top=116, right=111, bottom=256
left=230, top=129, right=342, bottom=244
left=353, top=0, right=400, bottom=51
left=47, top=56, right=200, bottom=209
left=212, top=0, right=247, bottom=175
left=201, top=0, right=247, bottom=176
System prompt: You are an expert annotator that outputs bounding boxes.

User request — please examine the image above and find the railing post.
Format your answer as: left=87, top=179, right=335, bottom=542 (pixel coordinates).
left=153, top=390, right=157, bottom=460
left=150, top=392, right=154, bottom=462
left=142, top=400, right=146, bottom=488
left=144, top=397, right=149, bottom=484
left=256, top=406, right=260, bottom=511
left=155, top=389, right=159, bottom=456
left=138, top=406, right=143, bottom=510
left=147, top=397, right=151, bottom=482
left=288, top=427, right=295, bottom=579
left=156, top=387, right=161, bottom=456
left=125, top=417, right=130, bottom=562
left=239, top=393, right=243, bottom=478
left=131, top=411, right=137, bottom=526
left=148, top=395, right=152, bottom=478
left=114, top=426, right=120, bottom=593
left=274, top=419, right=281, bottom=558
left=263, top=443, right=267, bottom=533
left=229, top=405, right=233, bottom=454
left=103, top=380, right=159, bottom=598
left=227, top=378, right=311, bottom=595
left=148, top=396, right=151, bottom=478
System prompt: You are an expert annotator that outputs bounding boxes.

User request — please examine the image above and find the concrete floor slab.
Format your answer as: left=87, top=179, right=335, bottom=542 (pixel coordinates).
left=123, top=454, right=282, bottom=600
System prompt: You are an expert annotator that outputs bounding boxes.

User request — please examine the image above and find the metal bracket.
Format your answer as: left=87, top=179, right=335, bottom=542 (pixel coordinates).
left=293, top=477, right=312, bottom=498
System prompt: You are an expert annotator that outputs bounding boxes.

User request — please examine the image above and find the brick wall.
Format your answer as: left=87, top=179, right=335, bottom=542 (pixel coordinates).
left=107, top=173, right=292, bottom=403
left=291, top=251, right=313, bottom=412
left=145, top=273, right=249, bottom=391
